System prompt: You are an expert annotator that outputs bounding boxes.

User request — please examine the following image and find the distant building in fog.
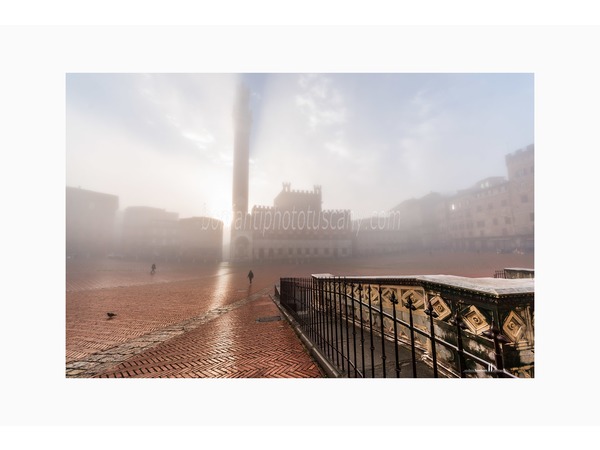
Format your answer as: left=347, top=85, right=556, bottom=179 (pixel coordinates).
left=446, top=175, right=513, bottom=251
left=353, top=192, right=446, bottom=255
left=178, top=217, right=223, bottom=263
left=66, top=192, right=224, bottom=263
left=249, top=183, right=353, bottom=262
left=353, top=144, right=535, bottom=254
left=506, top=145, right=535, bottom=250
left=121, top=206, right=180, bottom=261
left=120, top=207, right=224, bottom=262
left=66, top=186, right=119, bottom=258
left=445, top=144, right=534, bottom=252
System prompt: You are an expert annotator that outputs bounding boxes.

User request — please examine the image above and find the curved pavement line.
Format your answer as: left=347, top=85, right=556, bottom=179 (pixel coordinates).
left=65, top=287, right=271, bottom=378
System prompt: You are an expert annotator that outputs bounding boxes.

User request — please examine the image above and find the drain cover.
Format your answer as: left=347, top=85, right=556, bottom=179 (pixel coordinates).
left=256, top=315, right=281, bottom=323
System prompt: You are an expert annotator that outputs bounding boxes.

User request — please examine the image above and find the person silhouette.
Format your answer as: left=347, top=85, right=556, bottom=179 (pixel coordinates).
left=247, top=270, right=254, bottom=284
left=151, top=263, right=156, bottom=275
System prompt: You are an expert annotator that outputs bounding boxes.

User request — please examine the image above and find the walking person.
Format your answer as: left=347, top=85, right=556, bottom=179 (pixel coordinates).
left=151, top=263, right=156, bottom=275
left=247, top=269, right=254, bottom=285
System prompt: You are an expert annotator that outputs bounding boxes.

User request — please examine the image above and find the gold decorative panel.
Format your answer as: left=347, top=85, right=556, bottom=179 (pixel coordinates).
left=401, top=289, right=424, bottom=309
left=462, top=305, right=490, bottom=335
left=428, top=294, right=451, bottom=321
left=502, top=310, right=526, bottom=343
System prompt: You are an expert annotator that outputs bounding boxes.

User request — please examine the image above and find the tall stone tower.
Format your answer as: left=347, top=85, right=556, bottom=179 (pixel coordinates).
left=232, top=83, right=251, bottom=217
left=230, top=83, right=253, bottom=261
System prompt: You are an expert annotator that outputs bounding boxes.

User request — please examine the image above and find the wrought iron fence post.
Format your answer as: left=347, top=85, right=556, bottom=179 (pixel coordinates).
left=325, top=279, right=332, bottom=360
left=311, top=279, right=316, bottom=344
left=358, top=284, right=366, bottom=377
left=449, top=308, right=468, bottom=378
left=404, top=294, right=418, bottom=378
left=368, top=285, right=375, bottom=377
left=333, top=278, right=344, bottom=370
left=390, top=291, right=401, bottom=378
left=378, top=285, right=387, bottom=378
left=317, top=278, right=324, bottom=350
left=346, top=282, right=358, bottom=378
left=482, top=319, right=511, bottom=378
left=340, top=278, right=350, bottom=376
left=424, top=296, right=439, bottom=378
left=337, top=277, right=344, bottom=371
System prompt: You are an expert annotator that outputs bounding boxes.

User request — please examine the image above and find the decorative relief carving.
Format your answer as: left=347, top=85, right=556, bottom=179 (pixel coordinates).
left=428, top=294, right=451, bottom=321
left=502, top=310, right=526, bottom=343
left=380, top=286, right=399, bottom=304
left=462, top=305, right=490, bottom=335
left=401, top=289, right=424, bottom=309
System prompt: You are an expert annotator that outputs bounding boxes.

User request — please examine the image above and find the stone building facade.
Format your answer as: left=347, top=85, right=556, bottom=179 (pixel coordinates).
left=249, top=184, right=353, bottom=262
left=66, top=186, right=119, bottom=258
left=120, top=206, right=180, bottom=261
left=353, top=144, right=535, bottom=255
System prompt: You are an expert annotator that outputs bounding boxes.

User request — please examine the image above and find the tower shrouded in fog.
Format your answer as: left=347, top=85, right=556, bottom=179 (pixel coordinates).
left=230, top=83, right=253, bottom=261
left=232, top=83, right=252, bottom=216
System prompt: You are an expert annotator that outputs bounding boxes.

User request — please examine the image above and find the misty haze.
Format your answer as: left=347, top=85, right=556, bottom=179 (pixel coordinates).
left=66, top=73, right=534, bottom=379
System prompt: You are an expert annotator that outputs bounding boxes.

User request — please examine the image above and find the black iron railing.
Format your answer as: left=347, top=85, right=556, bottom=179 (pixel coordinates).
left=279, top=275, right=534, bottom=378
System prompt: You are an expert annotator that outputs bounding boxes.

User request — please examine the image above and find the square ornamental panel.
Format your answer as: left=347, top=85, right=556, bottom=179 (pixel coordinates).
left=401, top=289, right=424, bottom=309
left=462, top=305, right=490, bottom=335
left=428, top=294, right=451, bottom=321
left=502, top=310, right=526, bottom=343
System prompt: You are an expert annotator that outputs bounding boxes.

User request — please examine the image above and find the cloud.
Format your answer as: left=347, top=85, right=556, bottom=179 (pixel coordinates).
left=295, top=74, right=347, bottom=131
left=182, top=129, right=216, bottom=150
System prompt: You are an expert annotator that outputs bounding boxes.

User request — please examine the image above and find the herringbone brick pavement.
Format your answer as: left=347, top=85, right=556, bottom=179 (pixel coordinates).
left=66, top=260, right=323, bottom=378
left=94, top=293, right=322, bottom=378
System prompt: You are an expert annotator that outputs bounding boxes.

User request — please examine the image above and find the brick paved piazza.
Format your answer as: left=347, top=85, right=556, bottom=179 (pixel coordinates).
left=65, top=251, right=534, bottom=378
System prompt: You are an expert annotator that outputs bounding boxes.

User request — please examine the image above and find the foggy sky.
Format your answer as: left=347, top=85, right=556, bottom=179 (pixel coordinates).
left=66, top=73, right=534, bottom=222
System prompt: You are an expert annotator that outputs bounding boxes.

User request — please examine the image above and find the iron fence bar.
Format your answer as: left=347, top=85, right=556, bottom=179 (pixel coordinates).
left=309, top=278, right=316, bottom=343
left=405, top=294, right=418, bottom=378
left=456, top=324, right=466, bottom=378
left=293, top=279, right=297, bottom=314
left=333, top=278, right=340, bottom=367
left=313, top=279, right=320, bottom=348
left=450, top=306, right=468, bottom=378
left=368, top=285, right=375, bottom=377
left=390, top=291, right=401, bottom=378
left=425, top=297, right=439, bottom=378
left=378, top=285, right=387, bottom=378
left=327, top=279, right=335, bottom=361
left=358, top=284, right=366, bottom=378
left=303, top=278, right=307, bottom=320
left=482, top=319, right=510, bottom=378
left=349, top=282, right=359, bottom=378
left=344, top=280, right=353, bottom=377
left=318, top=279, right=326, bottom=352
left=337, top=277, right=345, bottom=371
left=331, top=279, right=338, bottom=361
